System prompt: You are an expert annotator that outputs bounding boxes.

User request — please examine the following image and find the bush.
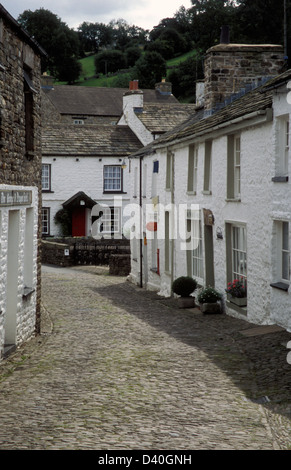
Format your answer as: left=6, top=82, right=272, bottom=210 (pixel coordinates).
left=172, top=276, right=197, bottom=297
left=197, top=287, right=222, bottom=304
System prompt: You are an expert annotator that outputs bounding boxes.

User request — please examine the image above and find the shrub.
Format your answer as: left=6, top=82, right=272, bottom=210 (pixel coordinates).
left=172, top=276, right=197, bottom=297
left=197, top=286, right=222, bottom=304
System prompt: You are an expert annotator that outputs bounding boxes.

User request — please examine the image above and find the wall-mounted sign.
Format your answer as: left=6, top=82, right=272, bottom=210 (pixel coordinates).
left=0, top=190, right=32, bottom=206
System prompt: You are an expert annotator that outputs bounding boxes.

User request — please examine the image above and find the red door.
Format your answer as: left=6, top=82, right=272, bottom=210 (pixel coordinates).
left=72, top=207, right=86, bottom=236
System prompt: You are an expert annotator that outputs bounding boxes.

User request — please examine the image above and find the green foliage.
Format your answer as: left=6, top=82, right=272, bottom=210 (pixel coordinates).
left=95, top=50, right=127, bottom=75
left=134, top=51, right=167, bottom=89
left=54, top=209, right=72, bottom=236
left=197, top=287, right=222, bottom=304
left=168, top=54, right=203, bottom=100
left=172, top=276, right=198, bottom=297
left=18, top=8, right=81, bottom=81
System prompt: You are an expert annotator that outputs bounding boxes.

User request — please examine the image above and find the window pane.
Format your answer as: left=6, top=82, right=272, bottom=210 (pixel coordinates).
left=104, top=166, right=121, bottom=191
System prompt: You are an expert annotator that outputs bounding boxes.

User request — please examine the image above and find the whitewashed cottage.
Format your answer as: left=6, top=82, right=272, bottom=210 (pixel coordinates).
left=41, top=81, right=191, bottom=238
left=127, top=36, right=291, bottom=333
left=0, top=5, right=45, bottom=358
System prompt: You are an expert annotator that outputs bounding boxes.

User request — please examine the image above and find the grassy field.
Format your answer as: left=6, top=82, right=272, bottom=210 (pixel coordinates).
left=72, top=49, right=199, bottom=88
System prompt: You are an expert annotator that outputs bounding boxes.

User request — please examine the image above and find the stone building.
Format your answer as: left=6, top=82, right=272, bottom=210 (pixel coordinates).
left=0, top=5, right=45, bottom=358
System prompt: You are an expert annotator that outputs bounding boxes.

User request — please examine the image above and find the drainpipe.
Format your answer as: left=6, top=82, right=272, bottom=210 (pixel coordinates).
left=139, top=156, right=143, bottom=288
left=170, top=149, right=175, bottom=295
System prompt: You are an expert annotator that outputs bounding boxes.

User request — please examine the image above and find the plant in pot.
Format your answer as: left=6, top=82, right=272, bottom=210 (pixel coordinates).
left=197, top=286, right=222, bottom=314
left=225, top=278, right=247, bottom=307
left=172, top=276, right=198, bottom=308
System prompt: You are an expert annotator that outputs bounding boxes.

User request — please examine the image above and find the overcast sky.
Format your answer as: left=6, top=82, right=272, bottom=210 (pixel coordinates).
left=1, top=0, right=192, bottom=31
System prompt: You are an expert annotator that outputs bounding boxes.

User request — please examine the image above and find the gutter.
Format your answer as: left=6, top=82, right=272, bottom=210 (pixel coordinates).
left=154, top=108, right=272, bottom=150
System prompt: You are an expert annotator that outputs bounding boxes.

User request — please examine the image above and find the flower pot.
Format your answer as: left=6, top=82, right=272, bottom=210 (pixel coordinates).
left=227, top=294, right=247, bottom=307
left=201, top=302, right=221, bottom=314
left=178, top=296, right=195, bottom=309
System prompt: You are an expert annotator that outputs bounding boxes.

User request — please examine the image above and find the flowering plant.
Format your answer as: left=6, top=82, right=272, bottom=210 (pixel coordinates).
left=197, top=286, right=222, bottom=304
left=225, top=279, right=247, bottom=298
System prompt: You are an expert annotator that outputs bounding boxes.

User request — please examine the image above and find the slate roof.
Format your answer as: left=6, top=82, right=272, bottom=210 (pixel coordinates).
left=44, top=85, right=179, bottom=117
left=42, top=124, right=143, bottom=156
left=131, top=69, right=291, bottom=158
left=136, top=103, right=197, bottom=134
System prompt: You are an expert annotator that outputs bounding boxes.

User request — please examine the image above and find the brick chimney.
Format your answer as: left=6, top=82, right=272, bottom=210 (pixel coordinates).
left=203, top=26, right=285, bottom=112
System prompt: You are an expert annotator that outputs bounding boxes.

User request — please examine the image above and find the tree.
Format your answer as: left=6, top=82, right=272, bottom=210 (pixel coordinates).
left=168, top=54, right=204, bottom=101
left=134, top=51, right=167, bottom=89
left=78, top=22, right=113, bottom=53
left=18, top=8, right=81, bottom=82
left=95, top=50, right=127, bottom=75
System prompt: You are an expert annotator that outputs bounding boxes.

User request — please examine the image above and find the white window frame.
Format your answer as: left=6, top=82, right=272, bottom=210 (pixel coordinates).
left=41, top=207, right=50, bottom=235
left=203, top=140, right=212, bottom=194
left=104, top=165, right=122, bottom=192
left=275, top=115, right=289, bottom=177
left=187, top=144, right=198, bottom=194
left=231, top=224, right=247, bottom=285
left=42, top=164, right=51, bottom=191
left=274, top=220, right=290, bottom=285
left=99, top=206, right=121, bottom=234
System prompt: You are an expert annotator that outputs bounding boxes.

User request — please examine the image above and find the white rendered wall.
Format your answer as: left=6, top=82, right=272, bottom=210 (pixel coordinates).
left=0, top=185, right=39, bottom=358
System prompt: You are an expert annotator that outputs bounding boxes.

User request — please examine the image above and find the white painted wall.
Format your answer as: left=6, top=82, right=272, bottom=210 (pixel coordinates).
left=0, top=185, right=39, bottom=358
left=42, top=156, right=131, bottom=237
left=128, top=107, right=291, bottom=331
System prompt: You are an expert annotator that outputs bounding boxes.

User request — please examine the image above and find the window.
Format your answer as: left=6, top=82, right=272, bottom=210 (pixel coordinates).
left=166, top=150, right=173, bottom=190
left=227, top=224, right=247, bottom=288
left=41, top=208, right=50, bottom=235
left=273, top=115, right=289, bottom=181
left=99, top=207, right=120, bottom=234
left=186, top=211, right=203, bottom=283
left=42, top=164, right=51, bottom=191
left=104, top=166, right=122, bottom=192
left=165, top=211, right=172, bottom=273
left=271, top=221, right=290, bottom=289
left=192, top=219, right=203, bottom=281
left=203, top=140, right=212, bottom=193
left=187, top=144, right=198, bottom=193
left=73, top=119, right=84, bottom=125
left=227, top=135, right=241, bottom=199
left=151, top=160, right=159, bottom=197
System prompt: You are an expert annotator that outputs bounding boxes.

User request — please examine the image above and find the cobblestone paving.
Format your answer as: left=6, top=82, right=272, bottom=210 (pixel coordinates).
left=0, top=265, right=290, bottom=450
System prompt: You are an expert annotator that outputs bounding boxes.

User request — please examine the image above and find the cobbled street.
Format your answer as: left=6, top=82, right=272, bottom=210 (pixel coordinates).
left=0, top=265, right=290, bottom=450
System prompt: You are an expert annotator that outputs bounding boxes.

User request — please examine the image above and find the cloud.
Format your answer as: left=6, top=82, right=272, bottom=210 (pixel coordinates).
left=1, top=0, right=191, bottom=31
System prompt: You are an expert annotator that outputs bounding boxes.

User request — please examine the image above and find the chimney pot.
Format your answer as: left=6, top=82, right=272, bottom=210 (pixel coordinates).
left=220, top=25, right=230, bottom=44
left=129, top=80, right=139, bottom=91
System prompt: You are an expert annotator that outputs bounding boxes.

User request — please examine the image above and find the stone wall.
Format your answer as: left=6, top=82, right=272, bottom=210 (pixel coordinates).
left=0, top=6, right=44, bottom=356
left=203, top=44, right=285, bottom=111
left=42, top=238, right=131, bottom=275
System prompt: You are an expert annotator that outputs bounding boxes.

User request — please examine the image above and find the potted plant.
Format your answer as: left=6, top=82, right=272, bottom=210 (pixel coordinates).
left=172, top=276, right=197, bottom=308
left=225, top=278, right=247, bottom=307
left=197, top=286, right=222, bottom=313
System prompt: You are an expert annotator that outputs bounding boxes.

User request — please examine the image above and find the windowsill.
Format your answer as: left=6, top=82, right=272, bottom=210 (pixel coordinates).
left=150, top=268, right=160, bottom=275
left=226, top=299, right=247, bottom=315
left=23, top=287, right=35, bottom=299
left=225, top=197, right=241, bottom=202
left=272, top=176, right=289, bottom=182
left=187, top=191, right=197, bottom=196
left=270, top=282, right=289, bottom=291
left=42, top=190, right=54, bottom=193
left=202, top=190, right=212, bottom=195
left=103, top=191, right=127, bottom=194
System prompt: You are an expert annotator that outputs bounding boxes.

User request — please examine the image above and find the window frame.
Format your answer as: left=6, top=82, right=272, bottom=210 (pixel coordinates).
left=187, top=144, right=198, bottom=194
left=41, top=207, right=50, bottom=236
left=271, top=220, right=290, bottom=290
left=203, top=140, right=212, bottom=194
left=227, top=134, right=241, bottom=200
left=103, top=165, right=123, bottom=193
left=42, top=163, right=51, bottom=192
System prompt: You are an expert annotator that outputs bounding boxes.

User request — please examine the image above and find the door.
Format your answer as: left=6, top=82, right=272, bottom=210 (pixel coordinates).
left=72, top=207, right=86, bottom=237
